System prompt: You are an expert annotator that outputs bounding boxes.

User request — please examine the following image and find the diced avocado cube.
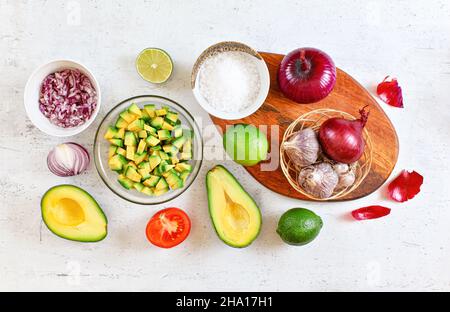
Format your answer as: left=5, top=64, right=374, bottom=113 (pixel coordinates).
left=155, top=177, right=169, bottom=190
left=170, top=155, right=179, bottom=165
left=162, top=168, right=177, bottom=178
left=143, top=175, right=161, bottom=187
left=109, top=145, right=118, bottom=158
left=109, top=154, right=127, bottom=171
left=164, top=170, right=178, bottom=183
left=118, top=174, right=134, bottom=190
left=166, top=171, right=184, bottom=190
left=182, top=139, right=192, bottom=153
left=150, top=116, right=164, bottom=129
left=120, top=111, right=138, bottom=123
left=145, top=135, right=160, bottom=147
left=116, top=147, right=126, bottom=157
left=180, top=151, right=192, bottom=161
left=156, top=107, right=168, bottom=117
left=127, top=161, right=138, bottom=169
left=158, top=129, right=171, bottom=141
left=138, top=168, right=151, bottom=180
left=125, top=166, right=142, bottom=183
left=159, top=162, right=175, bottom=173
left=163, top=144, right=178, bottom=155
left=134, top=152, right=147, bottom=165
left=115, top=128, right=125, bottom=140
left=127, top=119, right=144, bottom=132
left=140, top=109, right=151, bottom=121
left=158, top=151, right=169, bottom=161
left=153, top=165, right=162, bottom=176
left=138, top=161, right=150, bottom=171
left=149, top=155, right=162, bottom=170
left=144, top=104, right=156, bottom=118
left=133, top=182, right=145, bottom=192
left=115, top=117, right=129, bottom=129
left=126, top=145, right=136, bottom=161
left=104, top=126, right=118, bottom=139
left=137, top=139, right=147, bottom=154
left=179, top=171, right=190, bottom=183
left=175, top=162, right=193, bottom=173
left=144, top=124, right=157, bottom=135
left=141, top=187, right=154, bottom=196
left=128, top=103, right=142, bottom=117
left=109, top=139, right=123, bottom=147
left=150, top=145, right=162, bottom=152
left=124, top=131, right=137, bottom=146
left=122, top=161, right=137, bottom=175
left=172, top=136, right=186, bottom=149
left=154, top=188, right=169, bottom=196
left=162, top=121, right=174, bottom=131
left=166, top=112, right=179, bottom=124
left=138, top=130, right=148, bottom=139
left=172, top=126, right=183, bottom=138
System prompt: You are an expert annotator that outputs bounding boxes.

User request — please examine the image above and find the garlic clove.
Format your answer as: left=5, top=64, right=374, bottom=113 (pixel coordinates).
left=333, top=162, right=356, bottom=190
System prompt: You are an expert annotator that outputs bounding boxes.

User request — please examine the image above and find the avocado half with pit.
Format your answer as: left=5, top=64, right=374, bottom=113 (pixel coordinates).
left=41, top=185, right=107, bottom=242
left=206, top=165, right=262, bottom=248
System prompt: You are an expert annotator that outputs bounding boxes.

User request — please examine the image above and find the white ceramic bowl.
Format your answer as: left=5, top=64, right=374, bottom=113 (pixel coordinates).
left=24, top=60, right=101, bottom=137
left=191, top=41, right=270, bottom=120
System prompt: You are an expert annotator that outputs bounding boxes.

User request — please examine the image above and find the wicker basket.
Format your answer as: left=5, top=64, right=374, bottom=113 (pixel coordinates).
left=280, top=109, right=373, bottom=201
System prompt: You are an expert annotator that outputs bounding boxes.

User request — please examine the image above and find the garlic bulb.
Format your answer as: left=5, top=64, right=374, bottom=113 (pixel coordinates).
left=283, top=128, right=320, bottom=168
left=298, top=163, right=339, bottom=199
left=333, top=163, right=356, bottom=190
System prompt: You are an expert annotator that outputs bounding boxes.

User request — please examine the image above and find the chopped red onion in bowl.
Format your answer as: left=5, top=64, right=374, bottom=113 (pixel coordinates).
left=39, top=69, right=97, bottom=128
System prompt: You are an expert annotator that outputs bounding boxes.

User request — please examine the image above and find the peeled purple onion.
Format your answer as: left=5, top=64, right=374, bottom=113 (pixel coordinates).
left=47, top=143, right=90, bottom=177
left=278, top=48, right=337, bottom=104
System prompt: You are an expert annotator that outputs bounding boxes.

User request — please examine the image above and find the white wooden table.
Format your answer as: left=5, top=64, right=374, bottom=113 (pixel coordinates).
left=1, top=0, right=449, bottom=291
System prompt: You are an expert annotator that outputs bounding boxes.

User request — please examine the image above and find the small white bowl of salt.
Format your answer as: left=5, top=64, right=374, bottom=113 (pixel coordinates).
left=191, top=41, right=270, bottom=120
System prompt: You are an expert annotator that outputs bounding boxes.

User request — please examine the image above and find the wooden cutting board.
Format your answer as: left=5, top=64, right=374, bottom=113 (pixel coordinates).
left=210, top=52, right=399, bottom=201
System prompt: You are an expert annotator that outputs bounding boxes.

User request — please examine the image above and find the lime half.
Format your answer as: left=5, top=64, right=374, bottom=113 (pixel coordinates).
left=136, top=48, right=173, bottom=84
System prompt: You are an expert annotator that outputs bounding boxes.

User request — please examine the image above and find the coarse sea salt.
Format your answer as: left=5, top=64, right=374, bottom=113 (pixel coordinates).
left=198, top=51, right=261, bottom=113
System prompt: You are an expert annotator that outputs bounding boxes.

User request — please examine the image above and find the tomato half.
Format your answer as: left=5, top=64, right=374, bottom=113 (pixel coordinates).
left=145, top=208, right=191, bottom=248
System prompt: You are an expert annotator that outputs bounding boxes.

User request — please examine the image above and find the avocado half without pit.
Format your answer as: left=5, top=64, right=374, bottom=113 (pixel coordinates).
left=41, top=185, right=108, bottom=242
left=206, top=165, right=262, bottom=248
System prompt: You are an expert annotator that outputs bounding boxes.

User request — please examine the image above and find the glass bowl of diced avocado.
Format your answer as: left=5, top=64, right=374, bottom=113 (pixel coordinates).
left=94, top=95, right=203, bottom=205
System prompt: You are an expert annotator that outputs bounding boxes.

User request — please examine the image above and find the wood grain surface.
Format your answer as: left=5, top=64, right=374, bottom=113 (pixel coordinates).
left=211, top=52, right=399, bottom=201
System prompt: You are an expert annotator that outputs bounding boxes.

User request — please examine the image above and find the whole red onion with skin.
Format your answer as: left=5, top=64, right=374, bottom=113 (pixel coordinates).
left=319, top=107, right=369, bottom=164
left=278, top=48, right=337, bottom=104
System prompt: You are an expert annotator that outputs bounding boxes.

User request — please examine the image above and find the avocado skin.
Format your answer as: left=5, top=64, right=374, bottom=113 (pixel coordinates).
left=41, top=184, right=108, bottom=243
left=206, top=165, right=262, bottom=248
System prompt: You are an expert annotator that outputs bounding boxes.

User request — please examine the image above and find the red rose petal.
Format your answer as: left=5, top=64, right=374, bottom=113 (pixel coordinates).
left=388, top=170, right=423, bottom=202
left=377, top=76, right=404, bottom=108
left=351, top=206, right=391, bottom=220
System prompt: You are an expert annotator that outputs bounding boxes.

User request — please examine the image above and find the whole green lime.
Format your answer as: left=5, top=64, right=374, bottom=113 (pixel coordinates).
left=276, top=208, right=323, bottom=246
left=223, top=124, right=268, bottom=166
